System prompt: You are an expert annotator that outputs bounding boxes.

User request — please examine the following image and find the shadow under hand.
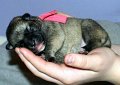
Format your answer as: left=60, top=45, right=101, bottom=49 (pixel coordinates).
left=8, top=49, right=56, bottom=85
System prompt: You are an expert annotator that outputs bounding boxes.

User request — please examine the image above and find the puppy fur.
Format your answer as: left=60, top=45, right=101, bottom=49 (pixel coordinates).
left=6, top=13, right=111, bottom=63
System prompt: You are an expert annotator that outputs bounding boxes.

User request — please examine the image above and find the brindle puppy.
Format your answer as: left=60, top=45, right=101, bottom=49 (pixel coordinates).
left=6, top=13, right=111, bottom=63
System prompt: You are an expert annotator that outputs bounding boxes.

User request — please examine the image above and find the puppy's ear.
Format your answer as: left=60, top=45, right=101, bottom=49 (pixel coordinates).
left=6, top=43, right=13, bottom=50
left=22, top=13, right=31, bottom=21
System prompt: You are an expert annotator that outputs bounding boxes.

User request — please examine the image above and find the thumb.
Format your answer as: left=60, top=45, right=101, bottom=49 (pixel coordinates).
left=64, top=54, right=102, bottom=71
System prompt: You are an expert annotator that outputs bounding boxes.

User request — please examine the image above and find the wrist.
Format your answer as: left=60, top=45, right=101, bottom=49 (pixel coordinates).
left=103, top=55, right=120, bottom=85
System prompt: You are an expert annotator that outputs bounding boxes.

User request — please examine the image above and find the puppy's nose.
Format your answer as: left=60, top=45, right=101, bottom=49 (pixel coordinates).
left=22, top=13, right=31, bottom=20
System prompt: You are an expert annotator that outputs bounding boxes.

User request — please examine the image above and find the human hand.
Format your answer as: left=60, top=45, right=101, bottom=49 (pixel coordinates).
left=15, top=47, right=118, bottom=85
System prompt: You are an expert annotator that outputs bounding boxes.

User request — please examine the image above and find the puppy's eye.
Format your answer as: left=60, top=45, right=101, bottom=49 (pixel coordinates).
left=25, top=26, right=37, bottom=33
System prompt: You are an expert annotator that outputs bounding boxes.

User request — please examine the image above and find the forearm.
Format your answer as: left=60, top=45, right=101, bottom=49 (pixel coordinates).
left=105, top=45, right=120, bottom=85
left=106, top=55, right=120, bottom=85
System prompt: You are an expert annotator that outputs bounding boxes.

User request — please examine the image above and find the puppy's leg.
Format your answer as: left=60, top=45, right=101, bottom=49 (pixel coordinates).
left=81, top=19, right=111, bottom=52
left=45, top=34, right=65, bottom=62
left=44, top=23, right=65, bottom=62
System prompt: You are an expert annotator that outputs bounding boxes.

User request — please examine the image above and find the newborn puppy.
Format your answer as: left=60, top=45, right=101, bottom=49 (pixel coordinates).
left=6, top=13, right=46, bottom=54
left=6, top=13, right=111, bottom=63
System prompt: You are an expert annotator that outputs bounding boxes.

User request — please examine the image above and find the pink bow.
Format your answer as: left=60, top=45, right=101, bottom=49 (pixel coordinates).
left=39, top=10, right=67, bottom=23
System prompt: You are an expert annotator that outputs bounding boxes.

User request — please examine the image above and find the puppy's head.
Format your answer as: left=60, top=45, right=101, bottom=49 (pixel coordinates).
left=6, top=13, right=46, bottom=54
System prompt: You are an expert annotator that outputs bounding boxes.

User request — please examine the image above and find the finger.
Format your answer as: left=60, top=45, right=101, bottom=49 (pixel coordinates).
left=15, top=48, right=63, bottom=84
left=16, top=48, right=66, bottom=83
left=64, top=53, right=103, bottom=71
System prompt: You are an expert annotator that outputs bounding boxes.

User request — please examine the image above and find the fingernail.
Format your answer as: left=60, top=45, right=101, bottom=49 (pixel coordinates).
left=65, top=55, right=74, bottom=65
left=15, top=48, right=22, bottom=56
left=15, top=48, right=20, bottom=54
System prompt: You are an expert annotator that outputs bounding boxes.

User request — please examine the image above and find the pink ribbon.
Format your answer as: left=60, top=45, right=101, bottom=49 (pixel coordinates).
left=39, top=10, right=67, bottom=23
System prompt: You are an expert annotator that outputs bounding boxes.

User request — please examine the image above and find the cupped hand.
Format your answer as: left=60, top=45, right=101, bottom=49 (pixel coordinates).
left=15, top=47, right=117, bottom=85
